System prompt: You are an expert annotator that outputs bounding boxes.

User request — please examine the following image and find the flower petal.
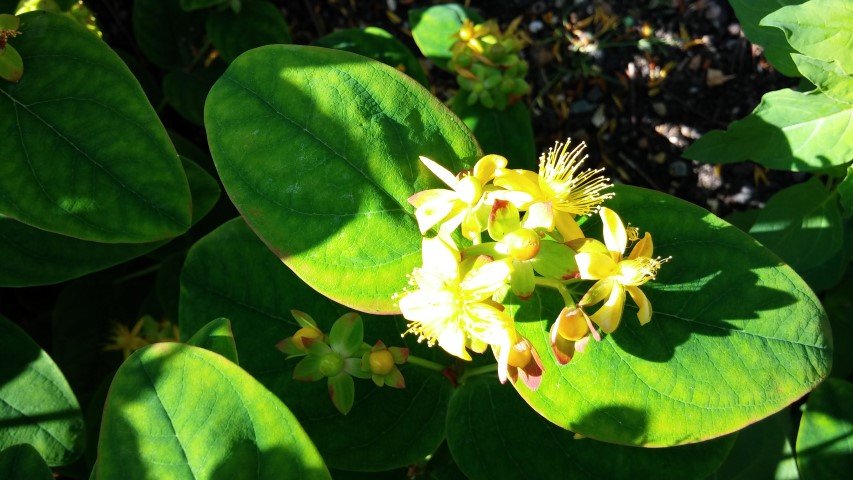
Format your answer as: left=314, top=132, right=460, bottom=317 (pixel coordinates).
left=494, top=168, right=541, bottom=202
left=437, top=325, right=472, bottom=360
left=465, top=302, right=514, bottom=347
left=398, top=289, right=455, bottom=323
left=589, top=282, right=625, bottom=334
left=600, top=207, right=627, bottom=258
left=473, top=154, right=507, bottom=184
left=554, top=213, right=584, bottom=241
left=412, top=192, right=458, bottom=234
left=575, top=251, right=618, bottom=280
left=629, top=232, right=654, bottom=260
left=626, top=285, right=652, bottom=325
left=459, top=258, right=512, bottom=298
left=488, top=199, right=521, bottom=241
left=421, top=236, right=460, bottom=279
left=420, top=156, right=459, bottom=189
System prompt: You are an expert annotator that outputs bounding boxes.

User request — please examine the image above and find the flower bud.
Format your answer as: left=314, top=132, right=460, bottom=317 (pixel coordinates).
left=368, top=349, right=395, bottom=375
left=292, top=326, right=324, bottom=351
left=503, top=228, right=540, bottom=261
left=318, top=352, right=344, bottom=377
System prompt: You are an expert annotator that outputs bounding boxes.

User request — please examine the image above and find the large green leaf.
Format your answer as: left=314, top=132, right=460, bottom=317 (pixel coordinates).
left=748, top=177, right=843, bottom=272
left=683, top=89, right=853, bottom=171
left=97, top=343, right=330, bottom=479
left=206, top=0, right=291, bottom=64
left=762, top=0, right=853, bottom=74
left=204, top=45, right=481, bottom=313
left=133, top=0, right=206, bottom=70
left=728, top=0, right=806, bottom=77
left=511, top=185, right=831, bottom=446
left=792, top=55, right=853, bottom=105
left=0, top=444, right=54, bottom=480
left=795, top=379, right=853, bottom=480
left=409, top=4, right=483, bottom=71
left=0, top=315, right=84, bottom=466
left=0, top=11, right=192, bottom=243
left=450, top=97, right=537, bottom=170
left=447, top=378, right=734, bottom=480
left=186, top=317, right=239, bottom=365
left=711, top=410, right=799, bottom=480
left=823, top=266, right=853, bottom=378
left=314, top=27, right=429, bottom=87
left=0, top=157, right=219, bottom=287
left=179, top=218, right=454, bottom=471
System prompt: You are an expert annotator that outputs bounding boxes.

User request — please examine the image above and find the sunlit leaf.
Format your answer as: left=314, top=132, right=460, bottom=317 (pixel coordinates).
left=1, top=11, right=192, bottom=242
left=179, top=218, right=453, bottom=471
left=204, top=45, right=480, bottom=313
left=0, top=315, right=84, bottom=466
left=795, top=379, right=853, bottom=480
left=511, top=185, right=831, bottom=446
left=98, top=343, right=330, bottom=479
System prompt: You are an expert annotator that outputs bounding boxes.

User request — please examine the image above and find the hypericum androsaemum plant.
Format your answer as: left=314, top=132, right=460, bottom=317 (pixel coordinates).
left=0, top=2, right=843, bottom=479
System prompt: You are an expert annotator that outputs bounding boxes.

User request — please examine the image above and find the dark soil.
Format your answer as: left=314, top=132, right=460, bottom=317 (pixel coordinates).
left=278, top=0, right=800, bottom=216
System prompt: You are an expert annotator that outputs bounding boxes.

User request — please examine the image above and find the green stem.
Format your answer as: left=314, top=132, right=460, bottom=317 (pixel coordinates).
left=114, top=264, right=161, bottom=284
left=534, top=277, right=576, bottom=308
left=458, top=363, right=498, bottom=384
left=406, top=355, right=446, bottom=372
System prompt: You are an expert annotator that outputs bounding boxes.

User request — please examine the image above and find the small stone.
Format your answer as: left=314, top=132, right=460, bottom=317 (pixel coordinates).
left=529, top=20, right=544, bottom=33
left=727, top=23, right=741, bottom=36
left=652, top=102, right=667, bottom=116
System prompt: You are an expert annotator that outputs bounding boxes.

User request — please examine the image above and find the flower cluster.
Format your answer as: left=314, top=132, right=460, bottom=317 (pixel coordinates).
left=449, top=18, right=531, bottom=110
left=277, top=311, right=408, bottom=414
left=103, top=315, right=180, bottom=359
left=398, top=139, right=667, bottom=387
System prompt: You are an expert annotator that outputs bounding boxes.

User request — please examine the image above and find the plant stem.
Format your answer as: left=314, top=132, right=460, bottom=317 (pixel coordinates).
left=114, top=264, right=162, bottom=284
left=534, top=277, right=577, bottom=307
left=406, top=355, right=446, bottom=372
left=459, top=363, right=498, bottom=384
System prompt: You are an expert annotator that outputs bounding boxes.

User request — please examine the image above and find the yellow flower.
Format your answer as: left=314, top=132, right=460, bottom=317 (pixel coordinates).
left=398, top=236, right=515, bottom=360
left=574, top=207, right=667, bottom=333
left=103, top=318, right=149, bottom=359
left=408, top=154, right=506, bottom=241
left=494, top=139, right=613, bottom=241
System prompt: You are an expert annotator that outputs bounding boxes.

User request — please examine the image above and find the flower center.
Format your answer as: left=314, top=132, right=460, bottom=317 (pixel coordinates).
left=538, top=140, right=614, bottom=216
left=616, top=257, right=664, bottom=286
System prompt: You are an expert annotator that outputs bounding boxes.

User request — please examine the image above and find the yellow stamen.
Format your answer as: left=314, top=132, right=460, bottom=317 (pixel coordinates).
left=538, top=139, right=614, bottom=216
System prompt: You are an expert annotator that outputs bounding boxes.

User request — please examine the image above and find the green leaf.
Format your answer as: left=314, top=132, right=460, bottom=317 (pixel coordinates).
left=133, top=0, right=206, bottom=70
left=0, top=11, right=192, bottom=243
left=450, top=97, right=537, bottom=170
left=179, top=218, right=453, bottom=471
left=728, top=0, right=806, bottom=77
left=795, top=379, right=853, bottom=480
left=839, top=166, right=853, bottom=214
left=447, top=378, right=734, bottom=480
left=97, top=343, right=330, bottom=479
left=180, top=0, right=228, bottom=11
left=792, top=55, right=853, bottom=105
left=823, top=266, right=853, bottom=378
left=511, top=185, right=831, bottom=446
left=186, top=317, right=240, bottom=364
left=409, top=4, right=483, bottom=71
left=762, top=0, right=853, bottom=74
left=163, top=63, right=225, bottom=126
left=0, top=156, right=219, bottom=287
left=206, top=0, right=291, bottom=64
left=683, top=89, right=853, bottom=171
left=204, top=45, right=481, bottom=313
left=313, top=26, right=429, bottom=87
left=0, top=444, right=54, bottom=480
left=748, top=177, right=843, bottom=271
left=712, top=410, right=799, bottom=480
left=0, top=314, right=84, bottom=466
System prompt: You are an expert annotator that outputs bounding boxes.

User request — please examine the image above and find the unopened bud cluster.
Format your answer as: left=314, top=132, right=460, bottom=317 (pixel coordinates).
left=450, top=18, right=531, bottom=110
left=277, top=311, right=408, bottom=415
